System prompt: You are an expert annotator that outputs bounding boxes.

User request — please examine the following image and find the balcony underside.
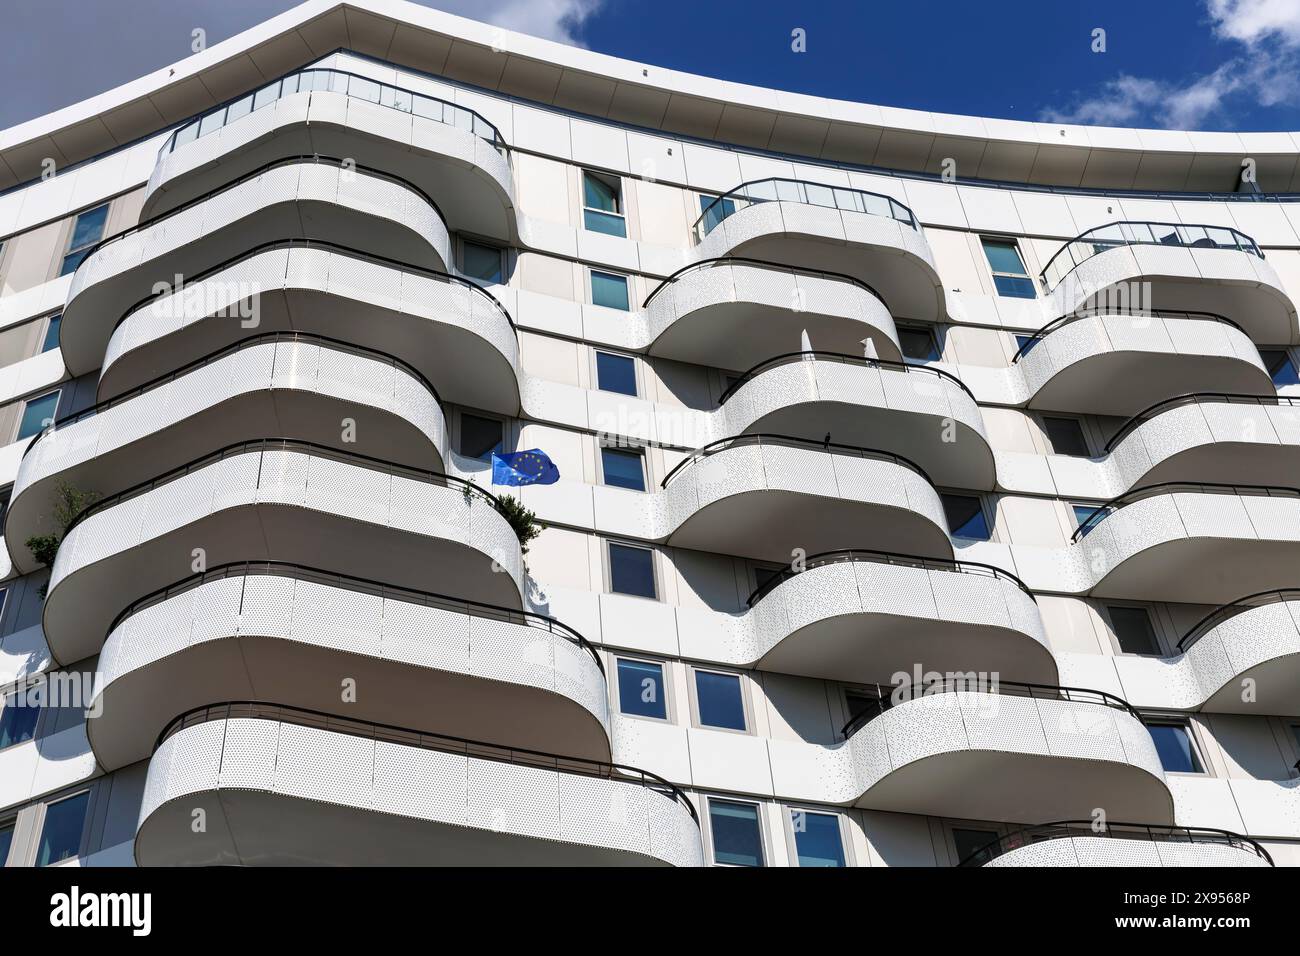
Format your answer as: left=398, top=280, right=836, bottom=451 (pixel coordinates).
left=985, top=836, right=1271, bottom=867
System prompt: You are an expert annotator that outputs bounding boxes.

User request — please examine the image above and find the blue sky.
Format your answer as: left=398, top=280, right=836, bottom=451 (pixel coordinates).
left=2, top=0, right=1299, bottom=132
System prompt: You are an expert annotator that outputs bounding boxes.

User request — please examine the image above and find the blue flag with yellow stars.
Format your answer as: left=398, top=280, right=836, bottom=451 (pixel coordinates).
left=491, top=449, right=560, bottom=486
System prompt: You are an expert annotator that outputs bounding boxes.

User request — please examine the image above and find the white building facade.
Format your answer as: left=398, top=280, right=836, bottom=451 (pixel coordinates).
left=0, top=0, right=1297, bottom=867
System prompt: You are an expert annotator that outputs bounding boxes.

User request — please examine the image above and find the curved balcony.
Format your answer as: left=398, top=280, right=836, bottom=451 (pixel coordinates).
left=1175, top=591, right=1300, bottom=716
left=658, top=436, right=951, bottom=563
left=7, top=334, right=446, bottom=573
left=715, top=352, right=993, bottom=489
left=88, top=563, right=609, bottom=770
left=146, top=66, right=515, bottom=240
left=98, top=240, right=520, bottom=413
left=1071, top=483, right=1300, bottom=603
left=691, top=179, right=943, bottom=322
left=61, top=156, right=450, bottom=376
left=642, top=258, right=901, bottom=368
left=42, top=440, right=523, bottom=666
left=1105, top=394, right=1300, bottom=491
left=1041, top=221, right=1296, bottom=344
left=736, top=550, right=1055, bottom=685
left=1013, top=310, right=1270, bottom=416
left=963, top=821, right=1272, bottom=867
left=135, top=704, right=703, bottom=867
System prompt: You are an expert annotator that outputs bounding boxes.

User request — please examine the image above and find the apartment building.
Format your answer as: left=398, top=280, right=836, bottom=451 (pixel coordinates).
left=0, top=0, right=1297, bottom=868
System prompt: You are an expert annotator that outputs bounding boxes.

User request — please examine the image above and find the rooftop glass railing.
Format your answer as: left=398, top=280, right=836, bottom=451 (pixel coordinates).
left=692, top=178, right=917, bottom=244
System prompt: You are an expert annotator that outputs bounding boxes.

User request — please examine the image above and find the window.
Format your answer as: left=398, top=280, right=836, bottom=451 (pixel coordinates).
left=981, top=237, right=1036, bottom=298
left=789, top=810, right=846, bottom=867
left=1147, top=720, right=1204, bottom=773
left=590, top=270, right=630, bottom=311
left=60, top=205, right=109, bottom=275
left=942, top=493, right=990, bottom=540
left=898, top=326, right=940, bottom=361
left=41, top=314, right=62, bottom=353
left=1014, top=333, right=1039, bottom=357
left=1072, top=502, right=1108, bottom=537
left=459, top=413, right=503, bottom=462
left=16, top=391, right=59, bottom=440
left=607, top=542, right=656, bottom=599
left=694, top=670, right=746, bottom=731
left=595, top=351, right=637, bottom=396
left=844, top=688, right=885, bottom=729
left=952, top=827, right=999, bottom=865
left=1042, top=416, right=1090, bottom=457
left=698, top=193, right=737, bottom=234
left=461, top=241, right=503, bottom=284
left=1107, top=605, right=1161, bottom=656
left=582, top=171, right=626, bottom=237
left=708, top=799, right=764, bottom=867
left=752, top=564, right=786, bottom=595
left=37, top=791, right=89, bottom=866
left=615, top=658, right=666, bottom=719
left=0, top=692, right=39, bottom=749
left=1259, top=349, right=1300, bottom=388
left=600, top=446, right=646, bottom=491
left=0, top=821, right=12, bottom=866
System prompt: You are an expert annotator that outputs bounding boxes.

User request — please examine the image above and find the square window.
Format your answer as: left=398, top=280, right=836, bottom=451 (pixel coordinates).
left=942, top=493, right=989, bottom=540
left=1147, top=721, right=1203, bottom=773
left=789, top=810, right=846, bottom=867
left=601, top=447, right=646, bottom=491
left=461, top=241, right=502, bottom=284
left=41, top=314, right=61, bottom=353
left=37, top=791, right=89, bottom=867
left=60, top=205, right=109, bottom=276
left=982, top=237, right=1036, bottom=299
left=898, top=327, right=940, bottom=361
left=0, top=693, right=39, bottom=749
left=1043, top=416, right=1091, bottom=457
left=582, top=172, right=626, bottom=237
left=1108, top=605, right=1161, bottom=656
left=1260, top=349, right=1300, bottom=388
left=608, top=542, right=656, bottom=599
left=709, top=799, right=764, bottom=866
left=595, top=351, right=637, bottom=396
left=616, top=658, right=666, bottom=719
left=952, top=827, right=999, bottom=865
left=590, top=271, right=630, bottom=311
left=694, top=670, right=746, bottom=731
left=16, top=391, right=59, bottom=440
left=459, top=414, right=502, bottom=462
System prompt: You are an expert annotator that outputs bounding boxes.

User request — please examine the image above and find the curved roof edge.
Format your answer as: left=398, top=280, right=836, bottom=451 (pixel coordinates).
left=2, top=0, right=1299, bottom=195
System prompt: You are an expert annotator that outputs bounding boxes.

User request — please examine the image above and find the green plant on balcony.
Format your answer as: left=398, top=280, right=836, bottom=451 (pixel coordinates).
left=495, top=493, right=543, bottom=556
left=25, top=480, right=101, bottom=591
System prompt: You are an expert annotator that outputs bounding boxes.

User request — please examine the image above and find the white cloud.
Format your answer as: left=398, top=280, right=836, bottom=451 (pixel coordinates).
left=418, top=0, right=604, bottom=45
left=1207, top=0, right=1300, bottom=47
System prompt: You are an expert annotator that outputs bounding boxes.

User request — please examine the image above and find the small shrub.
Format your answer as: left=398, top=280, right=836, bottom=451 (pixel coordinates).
left=496, top=493, right=543, bottom=556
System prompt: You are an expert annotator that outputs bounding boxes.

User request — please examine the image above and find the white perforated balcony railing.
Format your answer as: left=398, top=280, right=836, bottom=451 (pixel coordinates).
left=43, top=440, right=524, bottom=666
left=690, top=179, right=945, bottom=322
left=7, top=333, right=447, bottom=573
left=61, top=156, right=451, bottom=376
left=963, top=822, right=1273, bottom=867
left=136, top=704, right=703, bottom=867
left=98, top=239, right=520, bottom=413
left=146, top=66, right=516, bottom=240
left=89, top=562, right=610, bottom=769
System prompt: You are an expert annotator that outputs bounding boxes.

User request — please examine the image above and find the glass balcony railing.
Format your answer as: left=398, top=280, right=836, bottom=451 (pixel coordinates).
left=1040, top=221, right=1262, bottom=294
left=162, top=66, right=506, bottom=157
left=957, top=821, right=1273, bottom=867
left=692, top=178, right=918, bottom=244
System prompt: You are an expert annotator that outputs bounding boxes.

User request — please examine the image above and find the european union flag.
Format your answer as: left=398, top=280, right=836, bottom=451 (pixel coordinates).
left=491, top=449, right=560, bottom=486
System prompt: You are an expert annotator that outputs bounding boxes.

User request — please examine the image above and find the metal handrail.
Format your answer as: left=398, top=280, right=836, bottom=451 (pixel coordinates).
left=692, top=177, right=918, bottom=244
left=162, top=65, right=506, bottom=155
left=839, top=679, right=1142, bottom=739
left=660, top=433, right=934, bottom=490
left=1069, top=480, right=1300, bottom=543
left=745, top=547, right=1035, bottom=607
left=1010, top=308, right=1247, bottom=364
left=155, top=701, right=697, bottom=826
left=641, top=255, right=887, bottom=311
left=109, top=560, right=604, bottom=677
left=1104, top=392, right=1300, bottom=452
left=957, top=820, right=1274, bottom=867
left=23, top=330, right=444, bottom=463
left=1040, top=220, right=1263, bottom=293
left=1177, top=588, right=1300, bottom=652
left=716, top=350, right=976, bottom=405
left=62, top=438, right=503, bottom=538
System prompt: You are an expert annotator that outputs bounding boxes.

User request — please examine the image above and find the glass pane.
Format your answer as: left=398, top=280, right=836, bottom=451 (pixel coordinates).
left=981, top=239, right=1027, bottom=276
left=59, top=249, right=90, bottom=276
left=709, top=800, right=763, bottom=866
left=349, top=76, right=381, bottom=104
left=791, top=811, right=846, bottom=867
left=596, top=352, right=637, bottom=396
left=1014, top=334, right=1038, bottom=356
left=252, top=81, right=280, bottom=110
left=1073, top=504, right=1103, bottom=534
left=583, top=173, right=618, bottom=213
left=1149, top=724, right=1202, bottom=772
left=1108, top=606, right=1160, bottom=655
left=898, top=328, right=939, bottom=361
left=601, top=448, right=645, bottom=491
left=583, top=208, right=627, bottom=238
left=459, top=414, right=502, bottom=461
left=952, top=827, right=999, bottom=865
left=616, top=659, right=666, bottom=718
left=197, top=109, right=225, bottom=138
left=0, top=696, right=40, bottom=748
left=695, top=671, right=746, bottom=730
left=942, top=494, right=989, bottom=540
left=0, top=825, right=12, bottom=865
left=992, top=275, right=1037, bottom=299
left=172, top=121, right=199, bottom=148
left=1261, top=350, right=1300, bottom=387
left=17, top=392, right=59, bottom=440
left=1043, top=417, right=1090, bottom=457
left=225, top=94, right=254, bottom=124
left=412, top=95, right=444, bottom=122
left=462, top=242, right=502, bottom=283
left=41, top=314, right=62, bottom=353
left=590, top=271, right=630, bottom=310
left=37, top=792, right=89, bottom=867
left=68, top=205, right=108, bottom=252
left=609, top=543, right=656, bottom=598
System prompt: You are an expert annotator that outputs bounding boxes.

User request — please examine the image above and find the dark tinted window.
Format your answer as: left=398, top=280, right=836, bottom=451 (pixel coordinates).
left=609, top=543, right=656, bottom=598
left=709, top=800, right=764, bottom=866
left=0, top=694, right=39, bottom=749
left=1260, top=349, right=1300, bottom=387
left=461, top=241, right=502, bottom=283
left=616, top=658, right=666, bottom=719
left=695, top=671, right=746, bottom=730
left=790, top=810, right=846, bottom=867
left=1043, top=416, right=1090, bottom=457
left=41, top=314, right=62, bottom=353
left=952, top=827, right=999, bottom=865
left=1148, top=722, right=1203, bottom=773
left=898, top=327, right=940, bottom=361
left=942, top=494, right=989, bottom=540
left=595, top=351, right=637, bottom=395
left=1108, top=606, right=1160, bottom=655
left=459, top=414, right=502, bottom=461
left=37, top=792, right=89, bottom=866
left=601, top=447, right=645, bottom=491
